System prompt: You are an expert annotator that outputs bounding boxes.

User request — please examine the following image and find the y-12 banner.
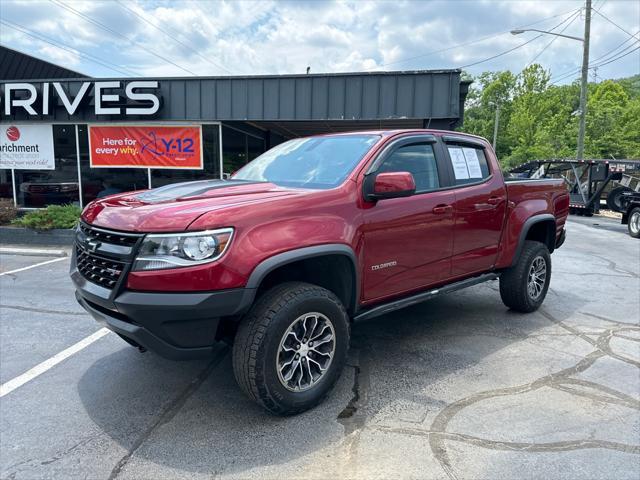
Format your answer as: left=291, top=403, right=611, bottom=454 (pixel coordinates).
left=89, top=125, right=203, bottom=169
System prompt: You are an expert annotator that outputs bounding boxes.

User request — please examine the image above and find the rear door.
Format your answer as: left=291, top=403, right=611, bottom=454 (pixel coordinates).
left=441, top=136, right=507, bottom=277
left=361, top=135, right=456, bottom=302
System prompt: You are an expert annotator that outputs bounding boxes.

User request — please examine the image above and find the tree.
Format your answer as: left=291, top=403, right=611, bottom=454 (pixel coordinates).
left=459, top=67, right=639, bottom=169
left=504, top=64, right=554, bottom=166
left=585, top=80, right=630, bottom=158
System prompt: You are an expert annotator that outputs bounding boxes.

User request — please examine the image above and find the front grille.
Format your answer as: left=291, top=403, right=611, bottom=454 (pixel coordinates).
left=76, top=246, right=126, bottom=289
left=79, top=223, right=139, bottom=247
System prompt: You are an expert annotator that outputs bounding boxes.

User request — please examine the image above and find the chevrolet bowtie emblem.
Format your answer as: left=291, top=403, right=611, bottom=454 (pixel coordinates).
left=87, top=240, right=101, bottom=252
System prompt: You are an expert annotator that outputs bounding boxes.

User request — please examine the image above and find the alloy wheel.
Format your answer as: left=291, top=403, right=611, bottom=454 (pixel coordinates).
left=276, top=312, right=336, bottom=392
left=527, top=256, right=547, bottom=300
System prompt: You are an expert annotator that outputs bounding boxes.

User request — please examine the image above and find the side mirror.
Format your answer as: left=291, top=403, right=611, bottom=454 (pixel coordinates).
left=364, top=171, right=416, bottom=201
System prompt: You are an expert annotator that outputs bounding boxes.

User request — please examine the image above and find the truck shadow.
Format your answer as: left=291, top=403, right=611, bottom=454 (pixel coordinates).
left=77, top=282, right=588, bottom=476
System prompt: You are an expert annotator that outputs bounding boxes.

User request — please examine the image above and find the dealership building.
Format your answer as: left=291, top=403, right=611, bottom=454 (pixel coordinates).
left=0, top=46, right=470, bottom=208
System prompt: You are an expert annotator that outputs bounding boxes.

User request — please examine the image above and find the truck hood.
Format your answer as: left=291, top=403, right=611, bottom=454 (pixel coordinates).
left=82, top=180, right=302, bottom=232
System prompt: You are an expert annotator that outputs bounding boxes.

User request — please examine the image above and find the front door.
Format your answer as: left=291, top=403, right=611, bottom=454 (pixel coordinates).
left=361, top=138, right=455, bottom=303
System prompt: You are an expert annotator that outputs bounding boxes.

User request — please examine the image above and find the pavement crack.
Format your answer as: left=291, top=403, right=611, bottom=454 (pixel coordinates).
left=425, top=314, right=640, bottom=479
left=107, top=347, right=228, bottom=480
left=338, top=344, right=371, bottom=435
left=374, top=425, right=640, bottom=454
left=587, top=252, right=639, bottom=278
left=580, top=311, right=640, bottom=327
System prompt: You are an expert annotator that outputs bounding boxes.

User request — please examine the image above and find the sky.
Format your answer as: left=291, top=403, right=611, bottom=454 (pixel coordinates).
left=0, top=0, right=638, bottom=84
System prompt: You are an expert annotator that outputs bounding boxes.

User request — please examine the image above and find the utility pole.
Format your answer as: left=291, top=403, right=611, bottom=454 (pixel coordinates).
left=492, top=104, right=500, bottom=150
left=577, top=0, right=592, bottom=161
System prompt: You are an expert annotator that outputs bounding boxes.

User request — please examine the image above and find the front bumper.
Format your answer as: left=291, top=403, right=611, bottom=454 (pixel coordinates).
left=71, top=249, right=253, bottom=360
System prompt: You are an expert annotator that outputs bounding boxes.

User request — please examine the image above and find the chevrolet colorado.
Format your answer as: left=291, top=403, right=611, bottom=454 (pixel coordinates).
left=71, top=130, right=569, bottom=415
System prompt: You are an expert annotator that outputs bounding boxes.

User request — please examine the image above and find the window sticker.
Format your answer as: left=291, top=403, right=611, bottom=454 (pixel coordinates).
left=462, top=148, right=483, bottom=178
left=448, top=147, right=469, bottom=180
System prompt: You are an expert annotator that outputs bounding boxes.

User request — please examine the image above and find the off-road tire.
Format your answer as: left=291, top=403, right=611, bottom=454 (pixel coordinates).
left=232, top=282, right=350, bottom=415
left=628, top=207, right=640, bottom=238
left=500, top=241, right=551, bottom=313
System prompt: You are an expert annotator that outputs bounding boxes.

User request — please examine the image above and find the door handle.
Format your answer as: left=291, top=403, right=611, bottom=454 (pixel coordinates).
left=432, top=204, right=453, bottom=214
left=487, top=196, right=504, bottom=205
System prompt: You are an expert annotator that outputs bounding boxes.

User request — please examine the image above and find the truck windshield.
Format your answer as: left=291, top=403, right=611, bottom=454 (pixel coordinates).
left=232, top=134, right=380, bottom=189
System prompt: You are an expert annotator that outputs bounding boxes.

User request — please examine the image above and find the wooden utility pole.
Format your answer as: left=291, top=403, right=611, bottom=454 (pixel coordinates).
left=576, top=0, right=592, bottom=161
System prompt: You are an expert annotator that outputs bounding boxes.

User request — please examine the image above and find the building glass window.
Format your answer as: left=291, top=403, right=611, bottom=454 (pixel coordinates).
left=221, top=125, right=266, bottom=177
left=222, top=126, right=248, bottom=177
left=14, top=125, right=80, bottom=208
left=150, top=124, right=221, bottom=187
left=0, top=170, right=13, bottom=202
left=78, top=125, right=148, bottom=205
left=248, top=135, right=265, bottom=162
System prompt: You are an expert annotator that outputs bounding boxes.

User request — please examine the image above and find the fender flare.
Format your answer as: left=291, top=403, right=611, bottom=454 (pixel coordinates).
left=240, top=244, right=360, bottom=314
left=511, top=214, right=556, bottom=267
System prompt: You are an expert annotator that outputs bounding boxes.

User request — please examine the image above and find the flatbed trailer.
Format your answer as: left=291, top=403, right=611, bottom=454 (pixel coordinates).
left=508, top=158, right=640, bottom=216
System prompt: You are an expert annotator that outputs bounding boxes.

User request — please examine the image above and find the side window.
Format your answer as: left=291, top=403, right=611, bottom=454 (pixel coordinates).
left=378, top=143, right=440, bottom=193
left=447, top=146, right=491, bottom=186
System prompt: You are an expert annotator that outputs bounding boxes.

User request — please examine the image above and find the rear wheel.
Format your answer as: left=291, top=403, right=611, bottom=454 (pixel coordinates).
left=607, top=186, right=633, bottom=212
left=232, top=282, right=350, bottom=415
left=500, top=241, right=551, bottom=313
left=628, top=207, right=640, bottom=238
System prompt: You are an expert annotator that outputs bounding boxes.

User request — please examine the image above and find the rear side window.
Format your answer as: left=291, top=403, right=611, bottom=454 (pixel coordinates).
left=447, top=146, right=491, bottom=185
left=378, top=143, right=440, bottom=193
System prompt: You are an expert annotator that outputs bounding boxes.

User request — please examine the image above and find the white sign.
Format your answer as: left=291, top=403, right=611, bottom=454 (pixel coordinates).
left=462, top=147, right=483, bottom=178
left=0, top=124, right=55, bottom=169
left=1, top=81, right=161, bottom=116
left=448, top=147, right=469, bottom=180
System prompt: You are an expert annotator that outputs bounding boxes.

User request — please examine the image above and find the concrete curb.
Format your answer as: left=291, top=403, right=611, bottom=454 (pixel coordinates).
left=0, top=246, right=68, bottom=257
left=0, top=226, right=75, bottom=247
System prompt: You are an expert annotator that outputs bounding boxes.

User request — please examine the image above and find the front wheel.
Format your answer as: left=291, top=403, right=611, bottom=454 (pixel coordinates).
left=628, top=207, right=640, bottom=238
left=232, top=282, right=350, bottom=415
left=500, top=241, right=551, bottom=313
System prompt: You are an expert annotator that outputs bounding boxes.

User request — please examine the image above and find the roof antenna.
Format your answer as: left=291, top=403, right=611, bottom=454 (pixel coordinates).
left=306, top=66, right=311, bottom=74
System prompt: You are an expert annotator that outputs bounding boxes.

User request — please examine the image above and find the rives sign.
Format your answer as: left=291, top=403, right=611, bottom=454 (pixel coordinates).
left=0, top=80, right=162, bottom=116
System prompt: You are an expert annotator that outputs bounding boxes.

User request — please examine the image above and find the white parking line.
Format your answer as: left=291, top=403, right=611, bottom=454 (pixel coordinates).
left=0, top=328, right=111, bottom=398
left=0, top=257, right=67, bottom=276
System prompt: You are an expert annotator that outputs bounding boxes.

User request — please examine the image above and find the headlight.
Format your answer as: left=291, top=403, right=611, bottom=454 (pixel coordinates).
left=133, top=228, right=233, bottom=271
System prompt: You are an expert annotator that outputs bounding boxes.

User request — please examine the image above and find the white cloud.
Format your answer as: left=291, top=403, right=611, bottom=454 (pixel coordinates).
left=0, top=0, right=638, bottom=82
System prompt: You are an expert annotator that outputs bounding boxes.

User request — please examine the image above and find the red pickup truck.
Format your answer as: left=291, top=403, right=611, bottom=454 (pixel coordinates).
left=71, top=130, right=569, bottom=414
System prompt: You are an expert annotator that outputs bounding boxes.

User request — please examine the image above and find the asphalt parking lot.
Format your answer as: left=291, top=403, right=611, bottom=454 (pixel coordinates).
left=1, top=215, right=638, bottom=480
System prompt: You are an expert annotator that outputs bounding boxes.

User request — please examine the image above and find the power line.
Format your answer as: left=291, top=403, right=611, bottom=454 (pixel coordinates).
left=48, top=0, right=199, bottom=76
left=551, top=29, right=640, bottom=82
left=457, top=34, right=543, bottom=69
left=0, top=19, right=140, bottom=77
left=526, top=9, right=582, bottom=67
left=113, top=0, right=232, bottom=74
left=373, top=7, right=581, bottom=69
left=551, top=35, right=639, bottom=83
left=593, top=45, right=639, bottom=67
left=592, top=8, right=640, bottom=41
left=457, top=10, right=579, bottom=71
left=456, top=8, right=584, bottom=71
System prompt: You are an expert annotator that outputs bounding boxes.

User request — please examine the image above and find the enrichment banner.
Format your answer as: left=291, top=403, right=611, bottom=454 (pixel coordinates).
left=89, top=125, right=203, bottom=169
left=0, top=124, right=55, bottom=170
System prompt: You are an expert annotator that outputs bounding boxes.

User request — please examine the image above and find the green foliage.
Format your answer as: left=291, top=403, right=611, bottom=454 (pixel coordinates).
left=0, top=199, right=18, bottom=225
left=461, top=65, right=640, bottom=169
left=12, top=204, right=82, bottom=230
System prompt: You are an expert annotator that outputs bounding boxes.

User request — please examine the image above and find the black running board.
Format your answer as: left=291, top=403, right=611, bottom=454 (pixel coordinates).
left=353, top=272, right=500, bottom=322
